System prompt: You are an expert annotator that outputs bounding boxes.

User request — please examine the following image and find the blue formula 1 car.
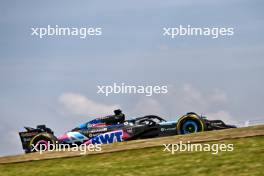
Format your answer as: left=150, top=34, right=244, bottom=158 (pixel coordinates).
left=19, top=109, right=236, bottom=153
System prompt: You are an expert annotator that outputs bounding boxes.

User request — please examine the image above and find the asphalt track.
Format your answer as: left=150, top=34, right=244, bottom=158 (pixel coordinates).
left=0, top=125, right=263, bottom=164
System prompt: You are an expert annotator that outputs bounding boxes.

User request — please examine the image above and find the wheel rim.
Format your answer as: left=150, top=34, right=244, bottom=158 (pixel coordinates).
left=35, top=140, right=49, bottom=151
left=182, top=120, right=198, bottom=134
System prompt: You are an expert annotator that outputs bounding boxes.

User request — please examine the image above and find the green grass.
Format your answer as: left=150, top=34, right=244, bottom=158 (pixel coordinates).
left=0, top=136, right=263, bottom=176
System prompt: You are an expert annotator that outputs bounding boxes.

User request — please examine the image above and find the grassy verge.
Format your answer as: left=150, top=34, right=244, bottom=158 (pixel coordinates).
left=0, top=136, right=263, bottom=176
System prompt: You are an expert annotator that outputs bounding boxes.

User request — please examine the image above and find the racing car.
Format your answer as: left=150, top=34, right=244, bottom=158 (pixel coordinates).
left=19, top=110, right=236, bottom=153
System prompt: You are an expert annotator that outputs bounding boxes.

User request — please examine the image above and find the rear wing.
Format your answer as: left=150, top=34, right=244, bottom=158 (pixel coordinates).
left=19, top=125, right=54, bottom=153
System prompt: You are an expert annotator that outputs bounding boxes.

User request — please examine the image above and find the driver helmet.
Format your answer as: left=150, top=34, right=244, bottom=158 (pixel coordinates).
left=114, top=109, right=122, bottom=115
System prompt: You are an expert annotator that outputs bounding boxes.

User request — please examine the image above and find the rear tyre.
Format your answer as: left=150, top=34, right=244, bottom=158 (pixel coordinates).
left=29, top=133, right=57, bottom=153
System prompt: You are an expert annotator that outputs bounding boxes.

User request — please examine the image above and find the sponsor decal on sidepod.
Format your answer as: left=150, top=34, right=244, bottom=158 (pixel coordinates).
left=85, top=130, right=124, bottom=145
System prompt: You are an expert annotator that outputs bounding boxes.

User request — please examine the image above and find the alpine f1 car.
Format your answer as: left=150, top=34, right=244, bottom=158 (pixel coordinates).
left=19, top=109, right=236, bottom=153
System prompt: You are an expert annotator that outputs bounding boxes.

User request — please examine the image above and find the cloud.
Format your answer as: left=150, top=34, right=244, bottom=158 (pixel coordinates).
left=128, top=84, right=234, bottom=123
left=161, top=84, right=229, bottom=114
left=58, top=93, right=120, bottom=117
left=208, top=89, right=228, bottom=104
left=0, top=126, right=22, bottom=156
left=206, top=110, right=235, bottom=124
left=132, top=98, right=165, bottom=116
left=58, top=85, right=233, bottom=123
left=181, top=84, right=209, bottom=110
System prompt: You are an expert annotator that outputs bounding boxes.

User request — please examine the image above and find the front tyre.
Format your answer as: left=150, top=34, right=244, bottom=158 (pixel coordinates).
left=177, top=113, right=205, bottom=134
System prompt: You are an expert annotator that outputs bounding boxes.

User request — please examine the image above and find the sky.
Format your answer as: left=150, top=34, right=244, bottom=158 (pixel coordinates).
left=0, top=0, right=264, bottom=156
